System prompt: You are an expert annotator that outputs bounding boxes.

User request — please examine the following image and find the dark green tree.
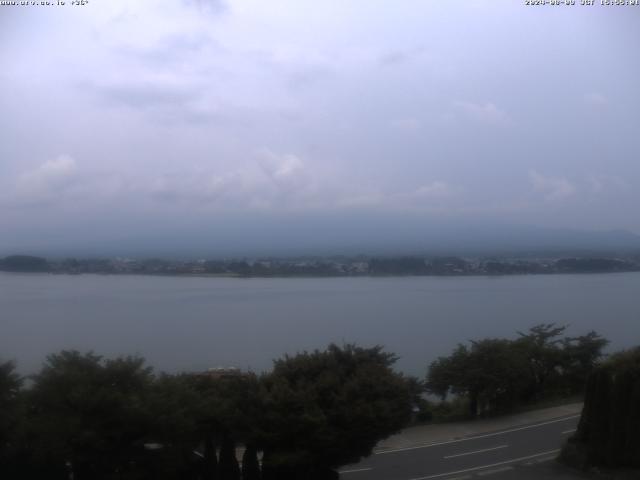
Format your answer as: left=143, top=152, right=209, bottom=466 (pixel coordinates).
left=26, top=351, right=154, bottom=479
left=0, top=361, right=24, bottom=476
left=426, top=325, right=606, bottom=417
left=562, top=347, right=640, bottom=469
left=515, top=323, right=568, bottom=400
left=258, top=344, right=412, bottom=479
left=560, top=331, right=609, bottom=393
left=427, top=340, right=529, bottom=416
left=218, top=433, right=241, bottom=480
left=241, top=444, right=261, bottom=480
left=0, top=255, right=49, bottom=272
left=145, top=373, right=206, bottom=479
left=188, top=371, right=263, bottom=480
left=426, top=345, right=469, bottom=401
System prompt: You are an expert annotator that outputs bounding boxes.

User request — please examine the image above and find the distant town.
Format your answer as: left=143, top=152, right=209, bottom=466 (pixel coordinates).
left=1, top=253, right=640, bottom=277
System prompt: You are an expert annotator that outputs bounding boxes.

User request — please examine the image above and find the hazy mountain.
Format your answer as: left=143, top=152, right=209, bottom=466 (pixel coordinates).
left=3, top=215, right=639, bottom=259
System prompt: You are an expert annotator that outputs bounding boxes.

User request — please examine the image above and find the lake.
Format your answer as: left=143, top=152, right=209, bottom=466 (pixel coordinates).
left=1, top=272, right=639, bottom=376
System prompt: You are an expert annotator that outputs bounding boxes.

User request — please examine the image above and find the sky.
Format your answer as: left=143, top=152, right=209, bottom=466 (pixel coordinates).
left=1, top=0, right=639, bottom=256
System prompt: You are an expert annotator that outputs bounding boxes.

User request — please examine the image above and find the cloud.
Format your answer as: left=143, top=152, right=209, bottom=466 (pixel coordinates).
left=411, top=182, right=454, bottom=199
left=529, top=171, right=576, bottom=200
left=258, top=149, right=305, bottom=186
left=584, top=92, right=608, bottom=108
left=115, top=32, right=218, bottom=68
left=339, top=181, right=457, bottom=211
left=182, top=0, right=227, bottom=14
left=452, top=101, right=510, bottom=125
left=386, top=181, right=457, bottom=209
left=96, top=81, right=198, bottom=110
left=146, top=151, right=458, bottom=213
left=587, top=174, right=628, bottom=194
left=147, top=149, right=316, bottom=210
left=389, top=118, right=421, bottom=132
left=88, top=77, right=228, bottom=125
left=379, top=47, right=426, bottom=66
left=14, top=155, right=79, bottom=205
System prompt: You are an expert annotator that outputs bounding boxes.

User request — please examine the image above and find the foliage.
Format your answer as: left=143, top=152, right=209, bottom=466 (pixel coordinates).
left=563, top=347, right=640, bottom=470
left=3, top=330, right=603, bottom=479
left=258, top=344, right=413, bottom=477
left=0, top=344, right=413, bottom=479
left=241, top=445, right=261, bottom=480
left=25, top=351, right=155, bottom=479
left=426, top=324, right=608, bottom=417
left=0, top=255, right=50, bottom=272
left=427, top=339, right=530, bottom=416
left=0, top=361, right=23, bottom=474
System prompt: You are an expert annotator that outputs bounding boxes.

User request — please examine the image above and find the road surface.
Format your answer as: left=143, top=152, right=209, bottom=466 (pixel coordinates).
left=340, top=414, right=580, bottom=480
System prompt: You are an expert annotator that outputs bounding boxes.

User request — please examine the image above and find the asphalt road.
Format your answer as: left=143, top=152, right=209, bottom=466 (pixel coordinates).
left=339, top=414, right=580, bottom=480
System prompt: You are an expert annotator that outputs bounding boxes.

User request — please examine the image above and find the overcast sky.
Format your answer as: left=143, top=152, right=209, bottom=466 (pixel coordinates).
left=1, top=0, right=639, bottom=255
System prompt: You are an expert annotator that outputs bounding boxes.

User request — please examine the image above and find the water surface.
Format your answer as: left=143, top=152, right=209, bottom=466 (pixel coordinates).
left=1, top=272, right=638, bottom=376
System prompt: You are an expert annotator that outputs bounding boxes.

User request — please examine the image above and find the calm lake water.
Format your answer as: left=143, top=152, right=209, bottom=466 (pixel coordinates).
left=1, top=272, right=639, bottom=376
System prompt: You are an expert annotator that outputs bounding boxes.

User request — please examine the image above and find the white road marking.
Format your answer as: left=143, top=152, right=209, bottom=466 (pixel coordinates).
left=376, top=415, right=579, bottom=455
left=444, top=445, right=508, bottom=459
left=477, top=466, right=513, bottom=476
left=561, top=429, right=576, bottom=435
left=339, top=467, right=373, bottom=474
left=407, top=449, right=560, bottom=480
left=534, top=456, right=556, bottom=463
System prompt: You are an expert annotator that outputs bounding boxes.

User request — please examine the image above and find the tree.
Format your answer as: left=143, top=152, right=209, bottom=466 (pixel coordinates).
left=562, top=347, right=640, bottom=470
left=426, top=345, right=469, bottom=401
left=241, top=444, right=261, bottom=480
left=515, top=323, right=568, bottom=400
left=560, top=331, right=609, bottom=393
left=145, top=373, right=206, bottom=479
left=218, top=434, right=241, bottom=480
left=26, top=351, right=154, bottom=479
left=426, top=325, right=607, bottom=417
left=0, top=361, right=23, bottom=476
left=258, top=344, right=412, bottom=479
left=426, top=340, right=529, bottom=416
left=0, top=255, right=49, bottom=272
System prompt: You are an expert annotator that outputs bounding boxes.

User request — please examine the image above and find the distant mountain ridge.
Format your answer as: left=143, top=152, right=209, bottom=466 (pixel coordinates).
left=1, top=218, right=639, bottom=258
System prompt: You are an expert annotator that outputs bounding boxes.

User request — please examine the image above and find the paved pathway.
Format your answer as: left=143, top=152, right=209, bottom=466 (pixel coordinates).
left=339, top=403, right=586, bottom=480
left=376, top=403, right=583, bottom=452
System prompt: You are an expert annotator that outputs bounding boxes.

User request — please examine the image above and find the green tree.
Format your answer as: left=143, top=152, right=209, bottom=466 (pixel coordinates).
left=145, top=373, right=206, bottom=479
left=426, top=325, right=606, bottom=417
left=426, top=345, right=469, bottom=401
left=560, top=331, right=609, bottom=393
left=0, top=255, right=49, bottom=272
left=187, top=371, right=263, bottom=479
left=562, top=347, right=640, bottom=469
left=241, top=444, right=261, bottom=480
left=258, top=344, right=412, bottom=479
left=514, top=323, right=568, bottom=400
left=0, top=361, right=24, bottom=476
left=427, top=340, right=529, bottom=416
left=27, top=351, right=154, bottom=479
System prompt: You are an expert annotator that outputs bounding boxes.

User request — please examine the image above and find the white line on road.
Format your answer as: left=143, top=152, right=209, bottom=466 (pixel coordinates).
left=376, top=415, right=579, bottom=455
left=477, top=466, right=513, bottom=476
left=407, top=449, right=560, bottom=480
left=444, top=445, right=508, bottom=459
left=338, top=467, right=373, bottom=474
left=561, top=429, right=576, bottom=435
left=534, top=456, right=557, bottom=463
